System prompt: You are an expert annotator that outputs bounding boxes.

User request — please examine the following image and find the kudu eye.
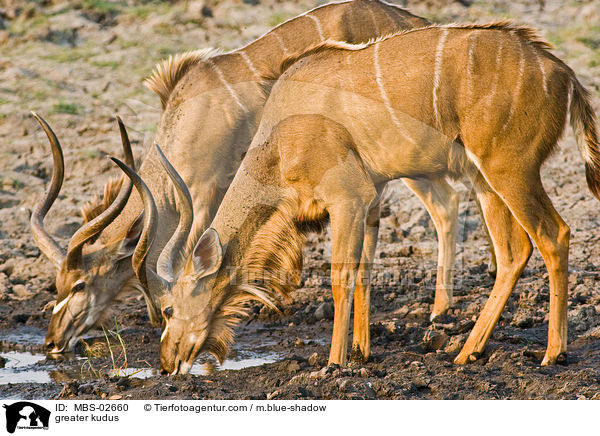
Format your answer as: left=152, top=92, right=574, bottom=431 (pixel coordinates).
left=71, top=280, right=85, bottom=293
left=163, top=306, right=174, bottom=318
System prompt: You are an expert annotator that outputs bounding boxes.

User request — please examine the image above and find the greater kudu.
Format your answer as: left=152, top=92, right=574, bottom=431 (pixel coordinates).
left=139, top=22, right=599, bottom=373
left=35, top=0, right=464, bottom=353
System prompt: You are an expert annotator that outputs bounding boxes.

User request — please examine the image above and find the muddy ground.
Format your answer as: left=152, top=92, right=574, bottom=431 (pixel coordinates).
left=1, top=0, right=600, bottom=400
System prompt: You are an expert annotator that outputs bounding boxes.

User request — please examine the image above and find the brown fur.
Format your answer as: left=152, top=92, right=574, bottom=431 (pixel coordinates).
left=238, top=199, right=327, bottom=300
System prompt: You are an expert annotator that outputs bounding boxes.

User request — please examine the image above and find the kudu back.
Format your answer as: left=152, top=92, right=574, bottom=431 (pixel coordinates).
left=33, top=0, right=432, bottom=352
left=144, top=22, right=599, bottom=373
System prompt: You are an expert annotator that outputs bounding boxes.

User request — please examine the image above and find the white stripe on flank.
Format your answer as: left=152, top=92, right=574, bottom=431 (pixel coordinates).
left=238, top=50, right=261, bottom=80
left=501, top=36, right=525, bottom=132
left=432, top=28, right=449, bottom=131
left=270, top=32, right=290, bottom=56
left=465, top=31, right=479, bottom=108
left=208, top=60, right=248, bottom=113
left=53, top=294, right=73, bottom=314
left=374, top=44, right=413, bottom=143
left=533, top=47, right=549, bottom=97
left=306, top=14, right=325, bottom=42
left=485, top=39, right=504, bottom=115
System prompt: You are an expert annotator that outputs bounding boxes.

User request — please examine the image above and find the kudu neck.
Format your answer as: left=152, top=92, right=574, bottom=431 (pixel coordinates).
left=210, top=142, right=288, bottom=278
left=214, top=168, right=284, bottom=251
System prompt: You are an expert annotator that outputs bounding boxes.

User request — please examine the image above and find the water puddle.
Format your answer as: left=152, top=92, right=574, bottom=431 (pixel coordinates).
left=0, top=327, right=281, bottom=385
left=113, top=348, right=280, bottom=379
left=189, top=350, right=280, bottom=376
left=0, top=351, right=51, bottom=384
left=1, top=326, right=47, bottom=346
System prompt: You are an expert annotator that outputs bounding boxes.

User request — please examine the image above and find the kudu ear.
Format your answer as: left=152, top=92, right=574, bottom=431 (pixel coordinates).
left=116, top=212, right=144, bottom=260
left=191, top=228, right=223, bottom=278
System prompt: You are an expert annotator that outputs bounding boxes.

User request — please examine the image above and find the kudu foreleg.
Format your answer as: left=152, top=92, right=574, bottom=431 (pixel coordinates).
left=350, top=201, right=381, bottom=363
left=328, top=202, right=367, bottom=367
left=402, top=177, right=458, bottom=319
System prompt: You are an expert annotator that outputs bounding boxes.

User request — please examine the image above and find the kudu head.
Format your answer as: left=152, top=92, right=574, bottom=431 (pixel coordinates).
left=31, top=113, right=158, bottom=353
left=114, top=144, right=229, bottom=375
left=157, top=227, right=223, bottom=375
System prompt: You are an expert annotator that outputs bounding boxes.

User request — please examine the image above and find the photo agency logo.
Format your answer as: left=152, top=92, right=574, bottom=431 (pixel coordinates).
left=3, top=402, right=50, bottom=433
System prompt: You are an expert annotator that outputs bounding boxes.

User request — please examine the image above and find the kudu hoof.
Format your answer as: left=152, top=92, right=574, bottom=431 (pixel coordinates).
left=541, top=352, right=567, bottom=366
left=349, top=346, right=369, bottom=364
left=454, top=351, right=480, bottom=365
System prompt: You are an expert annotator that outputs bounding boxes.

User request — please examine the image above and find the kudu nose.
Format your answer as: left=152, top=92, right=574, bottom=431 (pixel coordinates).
left=45, top=340, right=64, bottom=354
left=45, top=335, right=66, bottom=354
left=159, top=358, right=172, bottom=375
left=160, top=358, right=179, bottom=375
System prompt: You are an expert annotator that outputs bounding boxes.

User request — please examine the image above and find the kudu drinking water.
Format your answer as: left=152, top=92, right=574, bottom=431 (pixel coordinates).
left=34, top=1, right=483, bottom=352
left=132, top=22, right=599, bottom=373
left=30, top=114, right=147, bottom=352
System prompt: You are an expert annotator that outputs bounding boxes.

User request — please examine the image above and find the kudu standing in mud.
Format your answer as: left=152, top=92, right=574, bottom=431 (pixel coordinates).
left=34, top=0, right=473, bottom=352
left=137, top=22, right=599, bottom=373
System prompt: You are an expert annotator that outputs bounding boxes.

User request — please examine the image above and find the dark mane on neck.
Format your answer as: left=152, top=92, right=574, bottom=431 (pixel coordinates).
left=81, top=176, right=124, bottom=225
left=145, top=48, right=221, bottom=110
left=203, top=198, right=328, bottom=362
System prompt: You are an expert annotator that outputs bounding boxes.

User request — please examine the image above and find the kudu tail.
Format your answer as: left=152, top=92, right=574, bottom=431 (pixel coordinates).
left=570, top=76, right=600, bottom=200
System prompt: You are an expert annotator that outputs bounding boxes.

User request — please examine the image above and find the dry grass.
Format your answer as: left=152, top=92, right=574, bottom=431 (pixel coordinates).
left=79, top=318, right=140, bottom=378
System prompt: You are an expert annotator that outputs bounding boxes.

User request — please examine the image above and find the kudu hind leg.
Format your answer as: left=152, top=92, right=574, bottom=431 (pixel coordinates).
left=350, top=201, right=380, bottom=363
left=328, top=202, right=368, bottom=367
left=474, top=193, right=498, bottom=276
left=402, top=177, right=458, bottom=319
left=477, top=173, right=569, bottom=365
left=454, top=177, right=532, bottom=364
